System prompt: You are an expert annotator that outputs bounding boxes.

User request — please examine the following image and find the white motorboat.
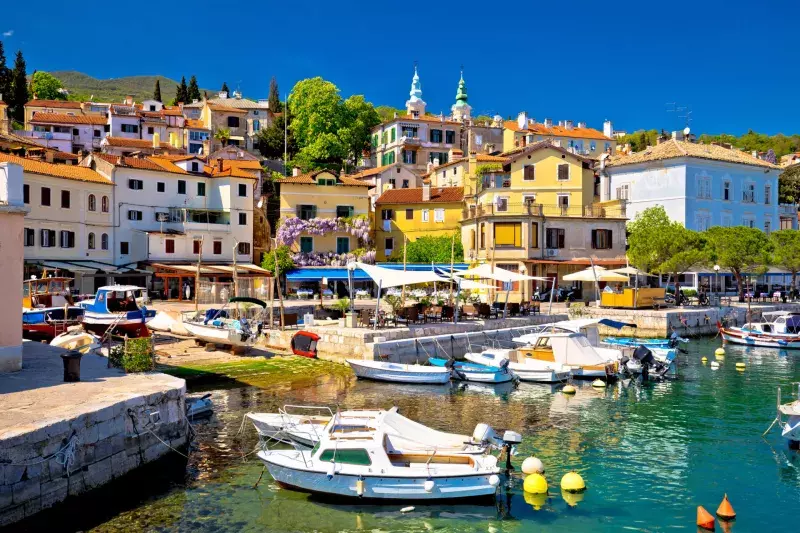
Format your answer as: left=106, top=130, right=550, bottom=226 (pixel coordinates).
left=347, top=359, right=451, bottom=384
left=719, top=320, right=800, bottom=349
left=512, top=332, right=618, bottom=380
left=183, top=297, right=267, bottom=348
left=247, top=406, right=333, bottom=448
left=465, top=349, right=570, bottom=383
left=257, top=409, right=520, bottom=500
left=767, top=384, right=800, bottom=449
left=428, top=357, right=516, bottom=384
left=186, top=394, right=214, bottom=419
left=78, top=285, right=155, bottom=337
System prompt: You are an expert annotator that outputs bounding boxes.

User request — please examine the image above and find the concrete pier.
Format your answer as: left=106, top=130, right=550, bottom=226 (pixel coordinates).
left=0, top=342, right=188, bottom=527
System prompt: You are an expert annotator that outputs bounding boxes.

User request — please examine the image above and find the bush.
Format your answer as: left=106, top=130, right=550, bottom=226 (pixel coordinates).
left=109, top=338, right=154, bottom=373
left=682, top=289, right=698, bottom=298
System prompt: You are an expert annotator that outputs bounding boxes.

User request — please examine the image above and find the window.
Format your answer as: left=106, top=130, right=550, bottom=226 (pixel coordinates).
left=721, top=212, right=733, bottom=227
left=253, top=119, right=260, bottom=131
left=101, top=196, right=109, bottom=213
left=93, top=130, right=101, bottom=138
left=434, top=208, right=445, bottom=222
left=61, top=190, right=70, bottom=209
left=422, top=209, right=429, bottom=222
left=405, top=208, right=414, bottom=220
left=298, top=205, right=317, bottom=220
left=402, top=150, right=417, bottom=164
left=87, top=232, right=95, bottom=250
left=23, top=184, right=29, bottom=204
left=388, top=178, right=396, bottom=188
left=237, top=242, right=251, bottom=255
left=402, top=179, right=409, bottom=188
left=546, top=228, right=565, bottom=249
left=336, top=206, right=354, bottom=218
left=496, top=197, right=509, bottom=212
left=300, top=236, right=313, bottom=253
left=372, top=134, right=379, bottom=147
left=694, top=211, right=712, bottom=231
left=121, top=124, right=139, bottom=134
left=430, top=129, right=443, bottom=143
left=557, top=164, right=569, bottom=181
left=445, top=130, right=455, bottom=144
left=165, top=239, right=175, bottom=254
left=147, top=127, right=154, bottom=135
left=213, top=240, right=222, bottom=254
left=40, top=229, right=55, bottom=248
left=390, top=127, right=396, bottom=142
left=227, top=116, right=240, bottom=128
left=428, top=152, right=448, bottom=164
left=318, top=448, right=372, bottom=465
left=238, top=183, right=247, bottom=197
left=765, top=183, right=772, bottom=205
left=494, top=222, right=522, bottom=247
left=616, top=185, right=629, bottom=200
left=197, top=182, right=206, bottom=196
left=128, top=179, right=143, bottom=190
left=120, top=241, right=129, bottom=255
left=104, top=124, right=110, bottom=133
left=743, top=217, right=755, bottom=228
left=765, top=219, right=772, bottom=235
left=697, top=176, right=711, bottom=199
left=88, top=194, right=96, bottom=211
left=401, top=126, right=418, bottom=138
left=523, top=165, right=535, bottom=181
left=59, top=230, right=75, bottom=248
left=480, top=223, right=486, bottom=249
left=743, top=183, right=755, bottom=203
left=385, top=237, right=394, bottom=253
left=23, top=228, right=34, bottom=247
left=336, top=237, right=350, bottom=254
left=101, top=233, right=108, bottom=250
left=178, top=180, right=186, bottom=194
left=381, top=209, right=394, bottom=220
left=238, top=212, right=247, bottom=226
left=191, top=162, right=200, bottom=173
left=127, top=210, right=143, bottom=221
left=557, top=194, right=570, bottom=209
left=189, top=131, right=209, bottom=141
left=41, top=187, right=51, bottom=207
left=381, top=151, right=396, bottom=165
left=157, top=182, right=165, bottom=193
left=530, top=222, right=539, bottom=248
left=591, top=229, right=613, bottom=249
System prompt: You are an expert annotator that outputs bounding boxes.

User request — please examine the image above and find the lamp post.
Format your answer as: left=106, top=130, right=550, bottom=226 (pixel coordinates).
left=713, top=264, right=720, bottom=306
left=347, top=262, right=355, bottom=314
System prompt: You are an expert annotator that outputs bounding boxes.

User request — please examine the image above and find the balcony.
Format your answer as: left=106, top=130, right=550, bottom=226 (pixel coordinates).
left=779, top=204, right=797, bottom=216
left=15, top=130, right=72, bottom=142
left=477, top=173, right=512, bottom=193
left=400, top=136, right=420, bottom=146
left=463, top=201, right=627, bottom=220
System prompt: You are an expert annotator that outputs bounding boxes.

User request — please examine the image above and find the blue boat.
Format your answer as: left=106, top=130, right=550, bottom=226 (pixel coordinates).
left=78, top=285, right=156, bottom=337
left=428, top=357, right=516, bottom=384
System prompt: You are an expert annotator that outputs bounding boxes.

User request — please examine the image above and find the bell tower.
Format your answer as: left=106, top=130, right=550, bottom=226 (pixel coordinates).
left=405, top=64, right=426, bottom=118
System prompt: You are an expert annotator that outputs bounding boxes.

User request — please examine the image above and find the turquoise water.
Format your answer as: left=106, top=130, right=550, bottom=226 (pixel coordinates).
left=32, top=339, right=800, bottom=531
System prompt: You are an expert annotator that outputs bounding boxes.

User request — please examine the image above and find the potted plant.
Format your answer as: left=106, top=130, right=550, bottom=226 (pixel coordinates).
left=332, top=298, right=351, bottom=327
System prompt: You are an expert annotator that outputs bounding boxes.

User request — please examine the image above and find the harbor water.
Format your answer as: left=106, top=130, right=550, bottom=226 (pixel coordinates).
left=13, top=337, right=800, bottom=532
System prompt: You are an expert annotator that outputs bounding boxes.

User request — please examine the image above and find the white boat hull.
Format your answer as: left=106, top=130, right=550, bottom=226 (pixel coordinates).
left=259, top=452, right=499, bottom=500
left=721, top=329, right=800, bottom=349
left=183, top=321, right=255, bottom=348
left=454, top=368, right=514, bottom=384
left=509, top=366, right=570, bottom=383
left=247, top=413, right=328, bottom=448
left=464, top=352, right=568, bottom=383
left=347, top=360, right=451, bottom=384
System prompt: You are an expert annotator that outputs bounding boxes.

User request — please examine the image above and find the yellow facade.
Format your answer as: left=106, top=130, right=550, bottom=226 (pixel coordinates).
left=502, top=123, right=615, bottom=159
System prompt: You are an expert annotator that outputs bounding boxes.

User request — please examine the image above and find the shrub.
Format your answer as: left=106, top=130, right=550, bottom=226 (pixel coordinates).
left=109, top=338, right=154, bottom=373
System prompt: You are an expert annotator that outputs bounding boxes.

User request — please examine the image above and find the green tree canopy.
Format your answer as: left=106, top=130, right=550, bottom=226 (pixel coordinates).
left=617, top=129, right=660, bottom=152
left=261, top=245, right=295, bottom=275
left=153, top=79, right=162, bottom=102
left=30, top=71, right=66, bottom=100
left=375, top=105, right=404, bottom=122
left=255, top=111, right=296, bottom=161
left=704, top=226, right=771, bottom=299
left=10, top=50, right=27, bottom=122
left=173, top=76, right=188, bottom=105
left=770, top=229, right=800, bottom=289
left=187, top=75, right=201, bottom=102
left=0, top=41, right=11, bottom=108
left=268, top=76, right=281, bottom=113
left=779, top=165, right=800, bottom=204
left=388, top=234, right=464, bottom=264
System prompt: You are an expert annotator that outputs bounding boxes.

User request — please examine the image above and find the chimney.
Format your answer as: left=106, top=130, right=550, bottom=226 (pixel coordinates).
left=45, top=151, right=54, bottom=163
left=516, top=111, right=528, bottom=131
left=292, top=167, right=301, bottom=177
left=422, top=182, right=431, bottom=202
left=153, top=132, right=161, bottom=149
left=427, top=161, right=434, bottom=174
left=565, top=120, right=574, bottom=130
left=219, top=91, right=228, bottom=99
left=125, top=95, right=133, bottom=106
left=752, top=150, right=758, bottom=159
left=577, top=121, right=587, bottom=129
left=543, top=118, right=553, bottom=128
left=218, top=158, right=224, bottom=171
left=603, top=120, right=613, bottom=139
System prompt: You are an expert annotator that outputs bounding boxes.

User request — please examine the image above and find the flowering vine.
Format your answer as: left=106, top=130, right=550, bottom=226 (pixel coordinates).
left=277, top=215, right=373, bottom=247
left=291, top=249, right=376, bottom=267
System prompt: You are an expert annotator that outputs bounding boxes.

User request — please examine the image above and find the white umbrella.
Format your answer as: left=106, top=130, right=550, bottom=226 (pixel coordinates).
left=611, top=266, right=651, bottom=276
left=564, top=266, right=628, bottom=304
left=454, top=263, right=551, bottom=317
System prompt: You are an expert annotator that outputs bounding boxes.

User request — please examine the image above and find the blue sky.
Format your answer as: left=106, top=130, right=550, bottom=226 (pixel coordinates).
left=4, top=0, right=799, bottom=136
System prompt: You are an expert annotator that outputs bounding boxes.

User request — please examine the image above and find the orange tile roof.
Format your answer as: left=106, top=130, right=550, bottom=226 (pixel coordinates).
left=278, top=170, right=370, bottom=187
left=103, top=136, right=180, bottom=150
left=25, top=99, right=82, bottom=110
left=161, top=107, right=184, bottom=116
left=345, top=163, right=399, bottom=180
left=208, top=104, right=248, bottom=114
left=185, top=119, right=208, bottom=130
left=97, top=154, right=258, bottom=179
left=608, top=139, right=781, bottom=170
left=504, top=120, right=611, bottom=141
left=384, top=113, right=461, bottom=126
left=422, top=154, right=509, bottom=177
left=0, top=152, right=112, bottom=185
left=30, top=112, right=107, bottom=126
left=97, top=154, right=172, bottom=173
left=501, top=140, right=593, bottom=163
left=219, top=159, right=262, bottom=172
left=375, top=186, right=464, bottom=205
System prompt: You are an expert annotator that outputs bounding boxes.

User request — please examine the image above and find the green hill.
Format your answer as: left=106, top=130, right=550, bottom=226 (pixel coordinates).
left=51, top=71, right=215, bottom=104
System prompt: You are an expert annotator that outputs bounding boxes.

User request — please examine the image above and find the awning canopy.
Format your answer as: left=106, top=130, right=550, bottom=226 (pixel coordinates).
left=352, top=262, right=448, bottom=288
left=611, top=266, right=652, bottom=276
left=32, top=260, right=148, bottom=275
left=434, top=268, right=496, bottom=290
left=286, top=267, right=372, bottom=282
left=563, top=266, right=628, bottom=282
left=149, top=262, right=271, bottom=276
left=454, top=263, right=549, bottom=282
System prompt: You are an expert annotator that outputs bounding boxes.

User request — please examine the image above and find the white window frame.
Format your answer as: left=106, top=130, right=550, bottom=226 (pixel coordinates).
left=422, top=209, right=430, bottom=223
left=722, top=180, right=731, bottom=201
left=765, top=183, right=772, bottom=205
left=434, top=208, right=445, bottom=222
left=495, top=196, right=509, bottom=212
left=557, top=193, right=570, bottom=208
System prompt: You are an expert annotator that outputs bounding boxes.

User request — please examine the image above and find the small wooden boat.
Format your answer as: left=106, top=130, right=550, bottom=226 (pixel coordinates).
left=347, top=359, right=451, bottom=384
left=291, top=331, right=320, bottom=358
left=50, top=329, right=100, bottom=354
left=22, top=276, right=84, bottom=340
left=183, top=297, right=266, bottom=348
left=428, top=357, right=515, bottom=384
left=78, top=285, right=155, bottom=337
left=718, top=321, right=800, bottom=349
left=186, top=394, right=214, bottom=419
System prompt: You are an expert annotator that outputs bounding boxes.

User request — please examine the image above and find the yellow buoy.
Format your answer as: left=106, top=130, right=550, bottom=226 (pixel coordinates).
left=701, top=356, right=708, bottom=363
left=521, top=457, right=544, bottom=475
left=561, top=489, right=585, bottom=507
left=591, top=379, right=606, bottom=388
left=715, top=347, right=725, bottom=356
left=523, top=491, right=548, bottom=510
left=736, top=362, right=746, bottom=371
left=560, top=471, right=586, bottom=493
left=562, top=384, right=576, bottom=395
left=523, top=473, right=548, bottom=494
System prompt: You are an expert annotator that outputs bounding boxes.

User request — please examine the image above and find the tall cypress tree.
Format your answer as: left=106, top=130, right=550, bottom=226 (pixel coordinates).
left=0, top=41, right=10, bottom=105
left=268, top=76, right=281, bottom=112
left=187, top=75, right=201, bottom=102
left=221, top=81, right=229, bottom=94
left=175, top=76, right=188, bottom=104
left=153, top=79, right=162, bottom=102
left=10, top=50, right=28, bottom=122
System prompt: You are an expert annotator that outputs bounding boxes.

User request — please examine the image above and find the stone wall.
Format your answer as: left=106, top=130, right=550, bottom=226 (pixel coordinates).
left=0, top=382, right=187, bottom=527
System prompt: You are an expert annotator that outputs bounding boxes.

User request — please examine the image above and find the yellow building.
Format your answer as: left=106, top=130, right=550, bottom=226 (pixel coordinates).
left=277, top=170, right=371, bottom=255
left=374, top=184, right=464, bottom=261
left=23, top=99, right=84, bottom=130
left=424, top=153, right=508, bottom=188
left=503, top=112, right=615, bottom=158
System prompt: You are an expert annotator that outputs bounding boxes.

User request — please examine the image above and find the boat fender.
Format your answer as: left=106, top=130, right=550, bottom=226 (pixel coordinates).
left=521, top=457, right=544, bottom=475
left=424, top=479, right=435, bottom=492
left=326, top=462, right=336, bottom=480
left=356, top=476, right=365, bottom=497
left=716, top=494, right=735, bottom=521
left=488, top=474, right=500, bottom=487
left=400, top=506, right=415, bottom=513
left=140, top=305, right=147, bottom=324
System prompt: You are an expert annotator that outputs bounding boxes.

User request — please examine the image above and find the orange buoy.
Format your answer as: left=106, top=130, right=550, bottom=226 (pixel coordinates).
left=697, top=506, right=715, bottom=531
left=716, top=494, right=736, bottom=521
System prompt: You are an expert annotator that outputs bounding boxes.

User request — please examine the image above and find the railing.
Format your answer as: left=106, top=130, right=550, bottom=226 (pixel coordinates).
left=779, top=204, right=797, bottom=215
left=463, top=202, right=627, bottom=219
left=477, top=174, right=512, bottom=192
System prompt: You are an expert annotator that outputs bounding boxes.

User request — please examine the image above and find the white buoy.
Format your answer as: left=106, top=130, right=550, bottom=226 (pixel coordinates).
left=489, top=474, right=500, bottom=487
left=424, top=479, right=435, bottom=492
left=710, top=361, right=720, bottom=369
left=522, top=457, right=544, bottom=475
left=400, top=506, right=415, bottom=513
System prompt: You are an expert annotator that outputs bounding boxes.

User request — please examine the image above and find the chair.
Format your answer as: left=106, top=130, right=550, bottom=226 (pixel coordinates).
left=509, top=303, right=521, bottom=317
left=478, top=303, right=497, bottom=319
left=426, top=306, right=442, bottom=323
left=441, top=305, right=454, bottom=322
left=282, top=313, right=298, bottom=329
left=530, top=301, right=541, bottom=315
left=358, top=309, right=372, bottom=328
left=461, top=304, right=478, bottom=320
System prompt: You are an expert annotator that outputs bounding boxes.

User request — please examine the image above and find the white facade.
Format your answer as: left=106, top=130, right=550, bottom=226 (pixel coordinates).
left=109, top=107, right=141, bottom=139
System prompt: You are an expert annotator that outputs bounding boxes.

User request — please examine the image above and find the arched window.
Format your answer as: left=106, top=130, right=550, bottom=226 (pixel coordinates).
left=101, top=196, right=109, bottom=213
left=88, top=194, right=96, bottom=212
left=88, top=232, right=95, bottom=250
left=101, top=233, right=108, bottom=250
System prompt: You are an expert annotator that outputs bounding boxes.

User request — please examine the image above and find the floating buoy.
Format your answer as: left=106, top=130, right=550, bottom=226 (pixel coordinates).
left=488, top=474, right=500, bottom=487
left=735, top=362, right=746, bottom=371
left=716, top=494, right=736, bottom=521
left=561, top=489, right=585, bottom=507
left=524, top=491, right=547, bottom=510
left=715, top=347, right=725, bottom=356
left=562, top=384, right=576, bottom=395
left=523, top=473, right=548, bottom=494
left=710, top=361, right=720, bottom=369
left=701, top=356, right=708, bottom=363
left=522, top=456, right=545, bottom=475
left=697, top=505, right=715, bottom=530
left=591, top=379, right=606, bottom=388
left=400, top=506, right=415, bottom=513
left=423, top=479, right=435, bottom=492
left=560, top=471, right=586, bottom=493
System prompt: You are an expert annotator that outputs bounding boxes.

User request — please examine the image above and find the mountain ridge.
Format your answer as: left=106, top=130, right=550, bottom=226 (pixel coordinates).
left=51, top=70, right=215, bottom=104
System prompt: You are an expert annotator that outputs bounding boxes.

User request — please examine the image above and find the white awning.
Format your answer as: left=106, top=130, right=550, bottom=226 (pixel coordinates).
left=39, top=261, right=98, bottom=274
left=563, top=266, right=628, bottom=282
left=453, top=263, right=549, bottom=282
left=434, top=268, right=496, bottom=290
left=352, top=262, right=448, bottom=288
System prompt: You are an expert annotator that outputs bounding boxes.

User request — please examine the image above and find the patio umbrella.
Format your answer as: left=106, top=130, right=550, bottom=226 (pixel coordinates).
left=564, top=266, right=628, bottom=303
left=610, top=266, right=651, bottom=276
left=454, top=264, right=551, bottom=317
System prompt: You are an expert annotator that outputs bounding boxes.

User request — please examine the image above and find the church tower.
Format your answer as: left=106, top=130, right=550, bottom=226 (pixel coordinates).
left=451, top=68, right=472, bottom=123
left=405, top=65, right=426, bottom=118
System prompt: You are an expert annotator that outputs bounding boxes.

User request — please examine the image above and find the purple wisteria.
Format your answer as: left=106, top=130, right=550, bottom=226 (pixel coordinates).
left=277, top=216, right=373, bottom=247
left=291, top=250, right=376, bottom=267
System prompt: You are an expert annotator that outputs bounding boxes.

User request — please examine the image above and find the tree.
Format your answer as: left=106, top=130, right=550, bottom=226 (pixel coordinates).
left=30, top=71, right=66, bottom=100
left=339, top=94, right=380, bottom=168
left=388, top=234, right=464, bottom=263
left=618, top=129, right=660, bottom=152
left=770, top=230, right=800, bottom=290
left=10, top=50, right=27, bottom=122
left=0, top=41, right=10, bottom=108
left=779, top=165, right=800, bottom=204
left=261, top=245, right=295, bottom=276
left=173, top=76, right=188, bottom=104
left=187, top=75, right=201, bottom=102
left=221, top=81, right=229, bottom=94
left=153, top=79, right=162, bottom=102
left=268, top=76, right=281, bottom=113
left=255, top=111, right=296, bottom=161
left=214, top=128, right=230, bottom=147
left=704, top=226, right=771, bottom=301
left=375, top=105, right=404, bottom=123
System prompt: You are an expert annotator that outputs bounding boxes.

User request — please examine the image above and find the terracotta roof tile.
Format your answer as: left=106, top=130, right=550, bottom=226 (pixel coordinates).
left=24, top=99, right=82, bottom=109
left=0, top=152, right=111, bottom=185
left=345, top=163, right=399, bottom=180
left=375, top=186, right=464, bottom=205
left=185, top=119, right=208, bottom=130
left=504, top=120, right=611, bottom=141
left=278, top=170, right=370, bottom=187
left=161, top=107, right=184, bottom=116
left=607, top=139, right=781, bottom=170
left=501, top=140, right=593, bottom=164
left=208, top=104, right=248, bottom=114
left=103, top=136, right=181, bottom=151
left=97, top=154, right=258, bottom=180
left=422, top=154, right=509, bottom=177
left=30, top=112, right=107, bottom=126
left=97, top=154, right=173, bottom=173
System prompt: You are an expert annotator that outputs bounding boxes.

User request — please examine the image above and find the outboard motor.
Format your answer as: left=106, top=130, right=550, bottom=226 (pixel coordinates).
left=633, top=345, right=655, bottom=382
left=471, top=424, right=521, bottom=472
left=445, top=358, right=467, bottom=381
left=498, top=358, right=511, bottom=374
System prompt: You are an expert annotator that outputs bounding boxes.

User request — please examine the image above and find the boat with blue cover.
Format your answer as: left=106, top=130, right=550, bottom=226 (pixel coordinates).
left=78, top=285, right=155, bottom=337
left=428, top=357, right=516, bottom=384
left=22, top=276, right=84, bottom=340
left=183, top=297, right=267, bottom=348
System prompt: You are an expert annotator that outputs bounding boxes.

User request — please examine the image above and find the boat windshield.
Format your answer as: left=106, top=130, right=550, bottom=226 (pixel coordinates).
left=318, top=448, right=372, bottom=466
left=573, top=335, right=592, bottom=348
left=50, top=280, right=64, bottom=293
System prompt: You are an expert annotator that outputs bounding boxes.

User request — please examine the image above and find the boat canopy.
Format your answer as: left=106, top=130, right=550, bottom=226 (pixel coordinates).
left=83, top=286, right=144, bottom=314
left=230, top=296, right=267, bottom=307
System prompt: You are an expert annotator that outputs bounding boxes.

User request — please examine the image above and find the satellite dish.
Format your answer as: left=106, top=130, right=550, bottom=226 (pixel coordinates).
left=683, top=127, right=691, bottom=136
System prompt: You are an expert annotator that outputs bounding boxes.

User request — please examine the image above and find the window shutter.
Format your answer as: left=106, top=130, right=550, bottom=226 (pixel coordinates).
left=311, top=206, right=317, bottom=218
left=607, top=230, right=612, bottom=248
left=591, top=229, right=597, bottom=248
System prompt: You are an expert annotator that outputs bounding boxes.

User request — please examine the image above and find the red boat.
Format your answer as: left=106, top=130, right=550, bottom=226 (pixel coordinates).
left=290, top=331, right=320, bottom=358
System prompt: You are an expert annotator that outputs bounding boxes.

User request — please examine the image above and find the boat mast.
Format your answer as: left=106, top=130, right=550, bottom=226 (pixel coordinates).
left=195, top=236, right=203, bottom=315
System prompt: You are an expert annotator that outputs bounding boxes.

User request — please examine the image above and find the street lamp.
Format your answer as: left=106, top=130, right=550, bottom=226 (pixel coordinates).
left=713, top=264, right=720, bottom=304
left=347, top=262, right=356, bottom=313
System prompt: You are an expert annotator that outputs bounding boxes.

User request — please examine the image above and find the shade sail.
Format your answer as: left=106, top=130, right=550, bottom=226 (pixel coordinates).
left=352, top=262, right=448, bottom=288
left=453, top=263, right=549, bottom=282
left=611, top=266, right=652, bottom=276
left=434, top=269, right=496, bottom=290
left=563, top=266, right=628, bottom=282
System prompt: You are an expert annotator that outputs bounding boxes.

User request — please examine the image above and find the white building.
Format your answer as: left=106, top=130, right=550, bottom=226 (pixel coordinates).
left=27, top=112, right=108, bottom=154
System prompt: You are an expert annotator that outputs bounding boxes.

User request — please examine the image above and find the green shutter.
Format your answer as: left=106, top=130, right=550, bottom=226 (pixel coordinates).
left=391, top=127, right=396, bottom=142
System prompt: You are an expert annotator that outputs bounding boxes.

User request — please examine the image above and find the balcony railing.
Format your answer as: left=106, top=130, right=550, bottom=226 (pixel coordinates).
left=779, top=203, right=797, bottom=216
left=463, top=202, right=627, bottom=219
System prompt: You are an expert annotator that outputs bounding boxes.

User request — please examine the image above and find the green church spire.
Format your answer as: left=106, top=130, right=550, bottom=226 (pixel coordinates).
left=455, top=67, right=468, bottom=105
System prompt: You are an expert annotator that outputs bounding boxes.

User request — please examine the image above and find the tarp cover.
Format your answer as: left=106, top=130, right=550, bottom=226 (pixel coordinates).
left=352, top=262, right=449, bottom=288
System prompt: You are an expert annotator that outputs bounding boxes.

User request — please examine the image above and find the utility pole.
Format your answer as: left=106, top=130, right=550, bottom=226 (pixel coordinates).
left=232, top=239, right=238, bottom=297
left=401, top=235, right=408, bottom=307
left=273, top=244, right=285, bottom=330
left=194, top=236, right=203, bottom=315
left=449, top=232, right=456, bottom=305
